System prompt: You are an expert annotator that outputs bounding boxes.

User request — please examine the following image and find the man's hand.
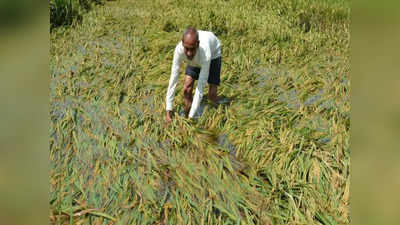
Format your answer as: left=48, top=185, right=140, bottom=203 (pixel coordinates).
left=165, top=110, right=173, bottom=124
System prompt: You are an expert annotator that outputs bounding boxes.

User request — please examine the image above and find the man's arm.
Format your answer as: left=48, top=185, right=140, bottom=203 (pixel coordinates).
left=165, top=45, right=183, bottom=113
left=188, top=60, right=210, bottom=118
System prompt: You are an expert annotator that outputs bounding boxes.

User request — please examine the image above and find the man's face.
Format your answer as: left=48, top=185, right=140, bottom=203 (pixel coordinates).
left=182, top=38, right=199, bottom=60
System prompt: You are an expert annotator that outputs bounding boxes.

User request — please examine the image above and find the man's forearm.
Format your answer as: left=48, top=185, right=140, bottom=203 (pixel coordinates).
left=166, top=74, right=178, bottom=111
left=188, top=63, right=210, bottom=118
left=166, top=55, right=181, bottom=111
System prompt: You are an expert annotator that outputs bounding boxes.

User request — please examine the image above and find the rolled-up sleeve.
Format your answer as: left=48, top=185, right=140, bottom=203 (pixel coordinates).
left=188, top=60, right=210, bottom=118
left=166, top=45, right=182, bottom=111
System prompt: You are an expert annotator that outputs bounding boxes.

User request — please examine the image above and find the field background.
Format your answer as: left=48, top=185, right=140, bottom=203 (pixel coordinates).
left=50, top=0, right=350, bottom=224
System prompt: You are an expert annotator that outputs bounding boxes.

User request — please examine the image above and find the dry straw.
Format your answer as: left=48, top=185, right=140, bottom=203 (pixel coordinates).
left=50, top=0, right=350, bottom=224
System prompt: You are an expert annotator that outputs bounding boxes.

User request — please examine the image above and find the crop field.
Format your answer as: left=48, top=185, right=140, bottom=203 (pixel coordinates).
left=50, top=0, right=350, bottom=224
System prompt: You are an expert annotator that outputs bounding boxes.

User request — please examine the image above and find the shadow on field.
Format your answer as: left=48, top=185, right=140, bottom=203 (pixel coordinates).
left=176, top=94, right=238, bottom=118
left=197, top=94, right=238, bottom=117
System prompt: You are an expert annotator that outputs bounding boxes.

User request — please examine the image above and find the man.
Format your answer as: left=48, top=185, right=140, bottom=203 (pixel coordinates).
left=165, top=27, right=222, bottom=123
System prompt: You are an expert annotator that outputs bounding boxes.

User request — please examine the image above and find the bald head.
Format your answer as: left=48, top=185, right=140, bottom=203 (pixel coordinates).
left=182, top=27, right=199, bottom=44
left=181, top=27, right=199, bottom=60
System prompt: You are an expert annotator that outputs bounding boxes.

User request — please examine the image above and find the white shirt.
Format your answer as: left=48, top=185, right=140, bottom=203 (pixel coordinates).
left=165, top=30, right=221, bottom=118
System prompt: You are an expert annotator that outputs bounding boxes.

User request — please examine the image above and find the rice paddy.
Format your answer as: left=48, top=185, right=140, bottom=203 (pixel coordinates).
left=50, top=0, right=350, bottom=224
